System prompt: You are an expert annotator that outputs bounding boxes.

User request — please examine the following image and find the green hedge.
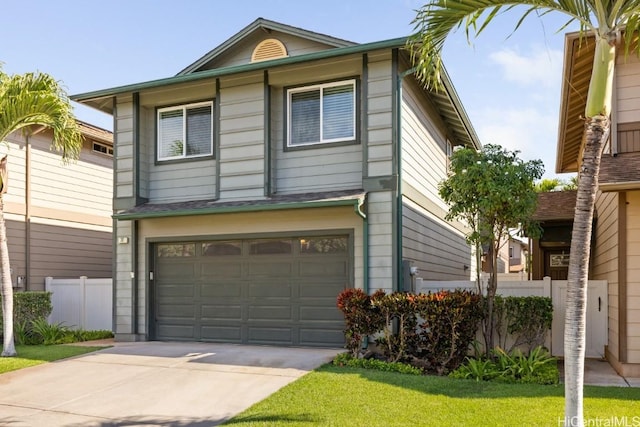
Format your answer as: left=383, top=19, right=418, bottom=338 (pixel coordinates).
left=0, top=291, right=52, bottom=336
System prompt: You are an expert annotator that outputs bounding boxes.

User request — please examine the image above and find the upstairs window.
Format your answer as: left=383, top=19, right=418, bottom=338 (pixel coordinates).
left=287, top=79, right=356, bottom=148
left=157, top=101, right=213, bottom=161
left=92, top=141, right=113, bottom=156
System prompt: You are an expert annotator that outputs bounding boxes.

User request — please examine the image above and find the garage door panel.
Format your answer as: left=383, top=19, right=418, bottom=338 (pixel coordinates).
left=201, top=282, right=242, bottom=298
left=249, top=305, right=293, bottom=321
left=299, top=282, right=344, bottom=298
left=157, top=303, right=195, bottom=318
left=300, top=306, right=344, bottom=321
left=248, top=282, right=291, bottom=298
left=299, top=328, right=345, bottom=347
left=157, top=283, right=195, bottom=298
left=299, top=260, right=348, bottom=277
left=201, top=326, right=242, bottom=342
left=201, top=304, right=242, bottom=320
left=157, top=324, right=194, bottom=340
left=248, top=327, right=292, bottom=344
left=157, top=262, right=196, bottom=278
left=200, top=262, right=242, bottom=277
left=248, top=261, right=293, bottom=277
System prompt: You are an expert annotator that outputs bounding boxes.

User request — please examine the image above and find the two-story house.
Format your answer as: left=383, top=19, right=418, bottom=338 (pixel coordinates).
left=5, top=121, right=113, bottom=291
left=72, top=18, right=480, bottom=347
left=556, top=31, right=640, bottom=377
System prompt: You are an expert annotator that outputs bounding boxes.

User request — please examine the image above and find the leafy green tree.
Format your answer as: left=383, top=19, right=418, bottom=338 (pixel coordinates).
left=439, top=144, right=543, bottom=355
left=0, top=69, right=82, bottom=356
left=409, top=2, right=640, bottom=421
left=535, top=178, right=561, bottom=193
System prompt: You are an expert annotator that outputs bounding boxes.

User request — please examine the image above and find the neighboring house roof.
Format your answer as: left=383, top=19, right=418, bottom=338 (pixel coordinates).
left=533, top=190, right=577, bottom=222
left=77, top=120, right=112, bottom=145
left=71, top=20, right=481, bottom=150
left=556, top=32, right=596, bottom=173
left=177, top=17, right=356, bottom=75
left=114, top=189, right=366, bottom=220
left=598, top=151, right=640, bottom=191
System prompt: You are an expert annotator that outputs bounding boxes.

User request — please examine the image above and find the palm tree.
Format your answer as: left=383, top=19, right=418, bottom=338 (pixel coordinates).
left=409, top=1, right=640, bottom=423
left=0, top=68, right=82, bottom=356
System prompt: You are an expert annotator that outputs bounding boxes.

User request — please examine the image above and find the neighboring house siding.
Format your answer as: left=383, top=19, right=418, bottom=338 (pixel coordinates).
left=616, top=53, right=640, bottom=125
left=402, top=200, right=471, bottom=280
left=593, top=191, right=620, bottom=361
left=625, top=190, right=640, bottom=363
left=219, top=74, right=265, bottom=200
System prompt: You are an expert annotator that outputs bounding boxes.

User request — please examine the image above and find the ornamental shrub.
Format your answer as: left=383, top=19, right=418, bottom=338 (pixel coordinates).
left=414, top=290, right=484, bottom=375
left=371, top=291, right=419, bottom=363
left=0, top=291, right=52, bottom=337
left=336, top=288, right=384, bottom=357
left=493, top=295, right=553, bottom=353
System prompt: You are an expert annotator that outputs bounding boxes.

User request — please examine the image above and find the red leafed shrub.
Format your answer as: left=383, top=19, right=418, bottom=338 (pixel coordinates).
left=415, top=290, right=484, bottom=375
left=336, top=288, right=384, bottom=357
left=371, top=291, right=419, bottom=363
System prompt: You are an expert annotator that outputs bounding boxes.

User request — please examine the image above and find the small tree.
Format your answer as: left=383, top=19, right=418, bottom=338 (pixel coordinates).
left=439, top=144, right=544, bottom=354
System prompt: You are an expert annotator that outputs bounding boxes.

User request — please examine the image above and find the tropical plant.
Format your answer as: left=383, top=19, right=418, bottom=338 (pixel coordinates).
left=438, top=144, right=543, bottom=353
left=409, top=1, right=640, bottom=421
left=0, top=68, right=82, bottom=357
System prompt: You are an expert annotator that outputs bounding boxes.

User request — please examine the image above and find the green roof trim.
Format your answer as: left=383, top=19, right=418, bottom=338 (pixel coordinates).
left=71, top=37, right=408, bottom=105
left=113, top=196, right=365, bottom=221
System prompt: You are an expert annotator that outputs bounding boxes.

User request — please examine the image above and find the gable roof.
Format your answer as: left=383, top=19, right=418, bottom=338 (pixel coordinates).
left=598, top=151, right=640, bottom=191
left=72, top=20, right=480, bottom=150
left=556, top=32, right=596, bottom=173
left=177, top=17, right=356, bottom=75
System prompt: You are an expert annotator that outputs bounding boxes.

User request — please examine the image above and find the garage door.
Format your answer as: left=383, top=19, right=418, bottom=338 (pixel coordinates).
left=152, top=235, right=349, bottom=347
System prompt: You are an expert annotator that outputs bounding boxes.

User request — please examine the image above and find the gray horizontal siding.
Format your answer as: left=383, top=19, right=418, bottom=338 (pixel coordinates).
left=402, top=202, right=471, bottom=281
left=28, top=222, right=112, bottom=291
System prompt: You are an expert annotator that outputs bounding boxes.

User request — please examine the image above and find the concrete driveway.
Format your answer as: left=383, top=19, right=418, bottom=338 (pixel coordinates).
left=0, top=341, right=341, bottom=426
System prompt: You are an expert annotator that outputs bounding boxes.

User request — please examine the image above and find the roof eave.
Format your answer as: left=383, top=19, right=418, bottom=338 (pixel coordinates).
left=113, top=197, right=365, bottom=221
left=72, top=37, right=409, bottom=114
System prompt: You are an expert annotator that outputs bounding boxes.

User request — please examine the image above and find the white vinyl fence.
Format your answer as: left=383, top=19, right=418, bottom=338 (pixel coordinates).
left=416, top=277, right=608, bottom=358
left=45, top=276, right=112, bottom=331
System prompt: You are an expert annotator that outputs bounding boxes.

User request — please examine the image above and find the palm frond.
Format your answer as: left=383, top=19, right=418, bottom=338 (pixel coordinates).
left=408, top=0, right=599, bottom=91
left=0, top=69, right=82, bottom=163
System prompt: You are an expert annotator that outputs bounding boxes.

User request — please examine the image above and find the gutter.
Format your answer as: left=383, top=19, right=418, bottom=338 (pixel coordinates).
left=113, top=197, right=365, bottom=221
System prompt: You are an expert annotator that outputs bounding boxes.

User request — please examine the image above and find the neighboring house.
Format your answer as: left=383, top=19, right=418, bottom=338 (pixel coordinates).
left=508, top=237, right=528, bottom=274
left=72, top=18, right=480, bottom=347
left=530, top=190, right=576, bottom=281
left=556, top=31, right=640, bottom=377
left=4, top=121, right=113, bottom=291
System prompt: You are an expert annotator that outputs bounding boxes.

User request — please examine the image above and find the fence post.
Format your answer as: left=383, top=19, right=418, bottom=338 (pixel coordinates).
left=543, top=276, right=552, bottom=298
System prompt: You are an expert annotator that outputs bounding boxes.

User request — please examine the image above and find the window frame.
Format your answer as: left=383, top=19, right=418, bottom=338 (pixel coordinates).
left=92, top=141, right=113, bottom=157
left=284, top=78, right=359, bottom=150
left=156, top=100, right=215, bottom=163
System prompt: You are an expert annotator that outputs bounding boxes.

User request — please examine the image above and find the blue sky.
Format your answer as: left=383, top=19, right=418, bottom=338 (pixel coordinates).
left=3, top=0, right=575, bottom=178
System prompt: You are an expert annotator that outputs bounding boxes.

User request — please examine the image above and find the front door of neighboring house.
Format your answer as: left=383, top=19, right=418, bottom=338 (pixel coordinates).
left=544, top=249, right=570, bottom=280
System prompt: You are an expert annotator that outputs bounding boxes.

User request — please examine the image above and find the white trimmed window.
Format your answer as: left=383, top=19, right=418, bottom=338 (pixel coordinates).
left=287, top=79, right=356, bottom=147
left=157, top=101, right=213, bottom=161
left=92, top=141, right=113, bottom=156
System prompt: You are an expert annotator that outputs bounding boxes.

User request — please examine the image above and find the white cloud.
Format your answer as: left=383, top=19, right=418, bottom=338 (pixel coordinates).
left=474, top=107, right=559, bottom=177
left=489, top=45, right=562, bottom=88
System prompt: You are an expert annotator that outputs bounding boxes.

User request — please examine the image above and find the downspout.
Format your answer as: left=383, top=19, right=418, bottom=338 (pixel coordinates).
left=395, top=64, right=418, bottom=292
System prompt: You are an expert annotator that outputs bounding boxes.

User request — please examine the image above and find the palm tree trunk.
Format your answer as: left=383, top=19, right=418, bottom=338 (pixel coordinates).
left=564, top=114, right=607, bottom=425
left=0, top=195, right=16, bottom=357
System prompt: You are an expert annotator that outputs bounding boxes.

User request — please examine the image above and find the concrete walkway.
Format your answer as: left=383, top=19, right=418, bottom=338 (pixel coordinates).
left=0, top=341, right=341, bottom=427
left=560, top=358, right=640, bottom=387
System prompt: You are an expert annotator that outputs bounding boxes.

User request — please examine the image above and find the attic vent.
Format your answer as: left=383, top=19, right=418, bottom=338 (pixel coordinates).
left=251, top=38, right=288, bottom=62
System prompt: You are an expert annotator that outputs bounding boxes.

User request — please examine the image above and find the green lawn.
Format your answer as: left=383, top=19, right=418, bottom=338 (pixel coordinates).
left=0, top=345, right=106, bottom=374
left=225, top=365, right=640, bottom=427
